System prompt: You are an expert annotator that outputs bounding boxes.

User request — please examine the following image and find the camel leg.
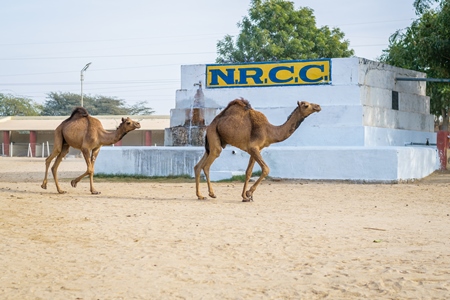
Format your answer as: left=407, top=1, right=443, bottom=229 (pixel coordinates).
left=70, top=148, right=101, bottom=194
left=50, top=144, right=70, bottom=194
left=42, top=129, right=64, bottom=190
left=71, top=148, right=98, bottom=194
left=87, top=147, right=101, bottom=194
left=194, top=149, right=221, bottom=200
left=242, top=149, right=270, bottom=202
left=203, top=150, right=220, bottom=199
left=194, top=152, right=208, bottom=200
left=241, top=157, right=256, bottom=202
left=41, top=149, right=60, bottom=190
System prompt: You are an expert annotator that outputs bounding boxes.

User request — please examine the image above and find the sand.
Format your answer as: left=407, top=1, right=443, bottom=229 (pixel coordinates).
left=0, top=156, right=449, bottom=299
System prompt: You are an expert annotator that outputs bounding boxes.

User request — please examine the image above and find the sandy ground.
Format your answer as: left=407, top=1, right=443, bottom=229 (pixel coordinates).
left=0, top=156, right=449, bottom=299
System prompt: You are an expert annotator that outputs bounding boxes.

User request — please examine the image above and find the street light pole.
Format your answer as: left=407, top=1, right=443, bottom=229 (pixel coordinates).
left=80, top=62, right=92, bottom=107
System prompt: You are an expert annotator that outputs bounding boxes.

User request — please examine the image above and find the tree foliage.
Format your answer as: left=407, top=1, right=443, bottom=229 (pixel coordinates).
left=0, top=93, right=43, bottom=116
left=216, top=0, right=354, bottom=63
left=41, top=92, right=154, bottom=116
left=380, top=0, right=450, bottom=128
left=127, top=101, right=155, bottom=115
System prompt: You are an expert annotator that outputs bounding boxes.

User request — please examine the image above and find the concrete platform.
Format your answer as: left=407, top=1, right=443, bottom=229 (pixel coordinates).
left=95, top=146, right=438, bottom=183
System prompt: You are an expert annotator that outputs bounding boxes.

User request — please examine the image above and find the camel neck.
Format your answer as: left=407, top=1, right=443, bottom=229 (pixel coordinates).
left=270, top=107, right=306, bottom=143
left=99, top=126, right=128, bottom=146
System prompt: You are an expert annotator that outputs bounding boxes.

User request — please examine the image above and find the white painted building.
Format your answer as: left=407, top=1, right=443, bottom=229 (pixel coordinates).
left=96, top=57, right=438, bottom=182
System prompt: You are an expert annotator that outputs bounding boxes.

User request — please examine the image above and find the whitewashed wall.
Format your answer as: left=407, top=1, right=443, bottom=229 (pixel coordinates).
left=171, top=57, right=435, bottom=147
left=96, top=146, right=437, bottom=182
left=96, top=57, right=438, bottom=182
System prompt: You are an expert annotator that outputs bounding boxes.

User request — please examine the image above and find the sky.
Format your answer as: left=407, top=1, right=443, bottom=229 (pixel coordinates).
left=0, top=0, right=418, bottom=115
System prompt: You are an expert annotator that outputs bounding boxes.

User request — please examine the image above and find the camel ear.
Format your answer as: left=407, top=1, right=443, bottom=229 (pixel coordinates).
left=299, top=101, right=309, bottom=109
left=122, top=117, right=125, bottom=122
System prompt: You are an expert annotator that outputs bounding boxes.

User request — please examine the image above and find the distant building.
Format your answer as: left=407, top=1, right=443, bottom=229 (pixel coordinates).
left=0, top=114, right=170, bottom=157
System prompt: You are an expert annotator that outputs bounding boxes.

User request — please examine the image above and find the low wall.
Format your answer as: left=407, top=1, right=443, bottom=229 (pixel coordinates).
left=95, top=146, right=438, bottom=182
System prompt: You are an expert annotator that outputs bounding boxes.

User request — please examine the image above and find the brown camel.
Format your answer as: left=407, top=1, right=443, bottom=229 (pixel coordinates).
left=41, top=107, right=141, bottom=194
left=194, top=98, right=321, bottom=202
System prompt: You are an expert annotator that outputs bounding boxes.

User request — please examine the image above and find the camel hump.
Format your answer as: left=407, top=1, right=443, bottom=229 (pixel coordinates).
left=216, top=98, right=252, bottom=118
left=227, top=98, right=252, bottom=110
left=63, top=107, right=90, bottom=122
left=71, top=107, right=89, bottom=117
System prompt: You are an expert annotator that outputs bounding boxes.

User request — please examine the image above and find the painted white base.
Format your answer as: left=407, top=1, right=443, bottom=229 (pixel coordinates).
left=208, top=171, right=245, bottom=181
left=95, top=146, right=438, bottom=183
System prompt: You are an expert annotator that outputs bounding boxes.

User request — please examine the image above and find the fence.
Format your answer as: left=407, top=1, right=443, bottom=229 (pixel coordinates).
left=1, top=142, right=82, bottom=158
left=2, top=142, right=49, bottom=157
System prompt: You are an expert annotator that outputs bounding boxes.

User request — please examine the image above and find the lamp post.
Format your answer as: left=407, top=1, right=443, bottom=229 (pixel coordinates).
left=80, top=62, right=92, bottom=107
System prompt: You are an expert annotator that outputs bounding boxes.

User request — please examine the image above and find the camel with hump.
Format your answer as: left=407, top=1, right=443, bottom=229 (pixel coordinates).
left=41, top=107, right=141, bottom=194
left=194, top=98, right=321, bottom=202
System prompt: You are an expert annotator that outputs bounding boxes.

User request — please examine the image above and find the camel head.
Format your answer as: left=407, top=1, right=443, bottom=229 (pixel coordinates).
left=297, top=101, right=321, bottom=117
left=118, top=117, right=141, bottom=133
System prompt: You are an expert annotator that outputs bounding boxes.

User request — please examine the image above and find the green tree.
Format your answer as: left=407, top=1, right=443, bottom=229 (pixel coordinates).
left=41, top=92, right=83, bottom=116
left=41, top=92, right=154, bottom=116
left=0, top=93, right=43, bottom=116
left=216, top=0, right=354, bottom=63
left=85, top=95, right=129, bottom=115
left=380, top=0, right=450, bottom=129
left=128, top=101, right=155, bottom=115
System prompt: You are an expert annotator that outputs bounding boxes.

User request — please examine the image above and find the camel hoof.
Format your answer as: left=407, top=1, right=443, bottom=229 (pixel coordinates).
left=58, top=190, right=67, bottom=194
left=209, top=193, right=217, bottom=198
left=198, top=196, right=207, bottom=200
left=243, top=191, right=253, bottom=202
left=41, top=184, right=47, bottom=189
left=71, top=180, right=77, bottom=188
left=242, top=193, right=254, bottom=202
left=91, top=191, right=101, bottom=195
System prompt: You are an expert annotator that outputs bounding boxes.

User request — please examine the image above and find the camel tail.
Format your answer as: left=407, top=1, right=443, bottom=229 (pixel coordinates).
left=204, top=134, right=210, bottom=154
left=63, top=107, right=89, bottom=122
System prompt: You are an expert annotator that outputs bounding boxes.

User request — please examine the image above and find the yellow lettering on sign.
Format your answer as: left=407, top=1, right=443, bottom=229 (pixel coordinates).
left=206, top=59, right=331, bottom=88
